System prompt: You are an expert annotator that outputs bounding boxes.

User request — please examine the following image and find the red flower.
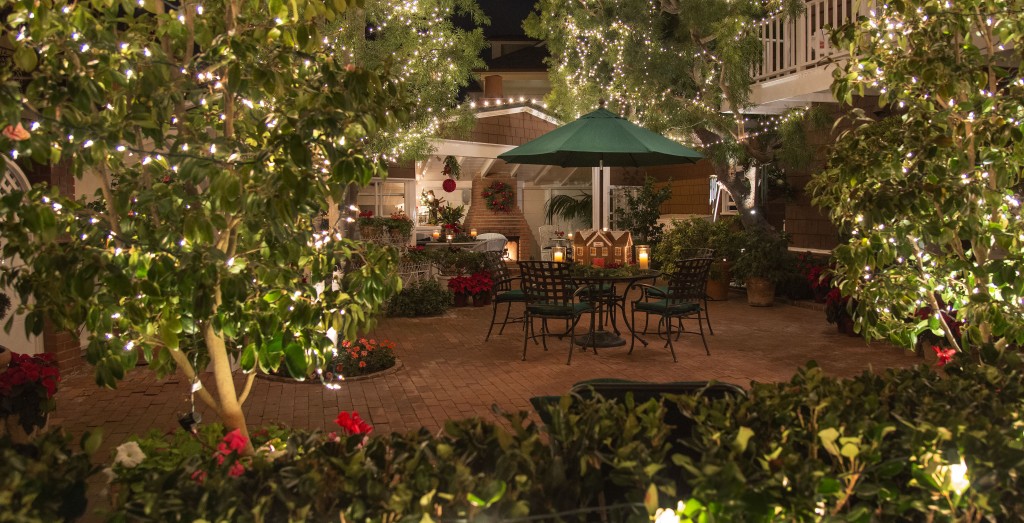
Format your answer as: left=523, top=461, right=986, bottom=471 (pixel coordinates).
left=358, top=210, right=374, bottom=218
left=227, top=461, right=246, bottom=478
left=335, top=410, right=373, bottom=435
left=190, top=469, right=207, bottom=485
left=932, top=345, right=956, bottom=366
left=220, top=429, right=249, bottom=453
left=358, top=361, right=367, bottom=368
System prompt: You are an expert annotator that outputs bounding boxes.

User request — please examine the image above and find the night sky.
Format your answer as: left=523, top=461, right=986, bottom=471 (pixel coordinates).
left=474, top=0, right=535, bottom=38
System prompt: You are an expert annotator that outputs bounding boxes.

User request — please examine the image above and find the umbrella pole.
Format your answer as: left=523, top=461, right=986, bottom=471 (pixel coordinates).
left=591, top=163, right=602, bottom=231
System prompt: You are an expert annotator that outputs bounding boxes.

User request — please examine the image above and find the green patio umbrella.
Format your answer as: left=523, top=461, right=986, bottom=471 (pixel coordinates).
left=497, top=107, right=702, bottom=228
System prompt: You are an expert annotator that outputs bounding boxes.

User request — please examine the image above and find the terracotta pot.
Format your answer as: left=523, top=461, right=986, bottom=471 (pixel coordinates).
left=1, top=412, right=49, bottom=444
left=745, top=277, right=776, bottom=307
left=472, top=294, right=490, bottom=307
left=705, top=278, right=730, bottom=301
left=705, top=262, right=731, bottom=300
left=453, top=293, right=468, bottom=307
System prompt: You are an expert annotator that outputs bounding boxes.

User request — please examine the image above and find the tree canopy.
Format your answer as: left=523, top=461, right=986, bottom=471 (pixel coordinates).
left=0, top=0, right=418, bottom=445
left=332, top=0, right=488, bottom=161
left=525, top=0, right=806, bottom=229
left=810, top=0, right=1024, bottom=356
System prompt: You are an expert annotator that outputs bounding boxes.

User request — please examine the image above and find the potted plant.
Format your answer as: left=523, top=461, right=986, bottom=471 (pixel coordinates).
left=825, top=288, right=858, bottom=335
left=654, top=217, right=742, bottom=299
left=385, top=212, right=414, bottom=243
left=732, top=228, right=795, bottom=307
left=467, top=272, right=494, bottom=307
left=447, top=275, right=472, bottom=307
left=356, top=210, right=383, bottom=239
left=1, top=352, right=60, bottom=443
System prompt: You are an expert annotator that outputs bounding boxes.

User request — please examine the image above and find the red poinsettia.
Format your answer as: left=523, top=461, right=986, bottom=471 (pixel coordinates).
left=1, top=352, right=60, bottom=434
left=336, top=410, right=373, bottom=435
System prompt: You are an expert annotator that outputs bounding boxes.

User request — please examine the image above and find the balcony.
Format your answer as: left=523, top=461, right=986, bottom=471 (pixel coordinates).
left=748, top=0, right=869, bottom=113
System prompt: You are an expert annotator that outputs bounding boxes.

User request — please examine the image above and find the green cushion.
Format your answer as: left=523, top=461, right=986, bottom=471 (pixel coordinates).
left=635, top=299, right=700, bottom=315
left=527, top=302, right=593, bottom=317
left=646, top=285, right=669, bottom=298
left=495, top=289, right=526, bottom=302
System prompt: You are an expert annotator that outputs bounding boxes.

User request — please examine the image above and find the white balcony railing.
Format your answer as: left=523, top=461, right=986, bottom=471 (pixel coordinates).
left=753, top=0, right=871, bottom=82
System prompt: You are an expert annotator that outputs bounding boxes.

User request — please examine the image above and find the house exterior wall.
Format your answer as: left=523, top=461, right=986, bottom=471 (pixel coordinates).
left=21, top=161, right=85, bottom=371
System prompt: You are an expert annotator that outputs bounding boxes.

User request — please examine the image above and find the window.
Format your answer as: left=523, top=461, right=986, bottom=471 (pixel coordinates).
left=614, top=247, right=622, bottom=257
left=357, top=180, right=408, bottom=217
left=720, top=191, right=738, bottom=215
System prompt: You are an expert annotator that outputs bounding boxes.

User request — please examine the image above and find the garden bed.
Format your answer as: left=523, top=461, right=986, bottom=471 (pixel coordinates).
left=256, top=358, right=403, bottom=384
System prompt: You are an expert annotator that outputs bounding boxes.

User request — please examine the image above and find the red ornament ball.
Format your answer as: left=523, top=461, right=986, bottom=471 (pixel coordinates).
left=442, top=178, right=457, bottom=193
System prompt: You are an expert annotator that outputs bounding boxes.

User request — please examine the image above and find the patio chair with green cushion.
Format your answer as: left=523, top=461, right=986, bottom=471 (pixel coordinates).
left=630, top=256, right=713, bottom=362
left=518, top=260, right=596, bottom=365
left=483, top=251, right=527, bottom=341
left=644, top=248, right=715, bottom=335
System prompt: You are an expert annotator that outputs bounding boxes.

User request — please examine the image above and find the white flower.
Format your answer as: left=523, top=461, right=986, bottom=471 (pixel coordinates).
left=113, top=441, right=146, bottom=468
left=653, top=508, right=681, bottom=523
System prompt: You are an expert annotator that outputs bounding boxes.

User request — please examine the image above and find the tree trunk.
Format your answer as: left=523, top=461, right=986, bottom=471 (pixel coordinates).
left=714, top=162, right=772, bottom=230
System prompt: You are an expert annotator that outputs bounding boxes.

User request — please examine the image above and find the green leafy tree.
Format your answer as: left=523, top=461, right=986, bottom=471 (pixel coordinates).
left=525, top=0, right=807, bottom=231
left=809, top=1, right=1024, bottom=356
left=332, top=0, right=488, bottom=161
left=614, top=177, right=671, bottom=245
left=0, top=0, right=414, bottom=447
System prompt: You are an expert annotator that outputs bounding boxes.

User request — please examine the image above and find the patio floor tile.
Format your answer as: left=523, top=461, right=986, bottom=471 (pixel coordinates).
left=51, top=291, right=923, bottom=461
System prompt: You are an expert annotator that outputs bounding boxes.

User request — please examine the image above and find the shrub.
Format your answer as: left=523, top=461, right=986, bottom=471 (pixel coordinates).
left=673, top=349, right=1024, bottom=520
left=106, top=353, right=1024, bottom=522
left=0, top=430, right=100, bottom=522
left=386, top=280, right=452, bottom=317
left=107, top=397, right=671, bottom=522
left=655, top=217, right=742, bottom=276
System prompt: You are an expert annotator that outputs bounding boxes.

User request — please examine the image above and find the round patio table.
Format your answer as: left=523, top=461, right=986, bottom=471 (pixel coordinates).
left=569, top=270, right=660, bottom=348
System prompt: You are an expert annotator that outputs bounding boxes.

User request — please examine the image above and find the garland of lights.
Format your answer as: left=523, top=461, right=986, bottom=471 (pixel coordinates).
left=481, top=181, right=514, bottom=213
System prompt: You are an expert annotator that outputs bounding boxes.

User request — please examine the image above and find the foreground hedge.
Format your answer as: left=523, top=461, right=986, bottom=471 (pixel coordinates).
left=104, top=349, right=1024, bottom=522
left=0, top=430, right=100, bottom=522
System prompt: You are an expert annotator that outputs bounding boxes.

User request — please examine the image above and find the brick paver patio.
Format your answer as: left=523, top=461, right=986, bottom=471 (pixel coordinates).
left=52, top=290, right=923, bottom=460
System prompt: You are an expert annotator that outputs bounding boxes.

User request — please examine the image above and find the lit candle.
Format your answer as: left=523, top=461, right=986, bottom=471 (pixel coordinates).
left=432, top=230, right=440, bottom=241
left=446, top=233, right=454, bottom=243
left=567, top=232, right=573, bottom=241
left=636, top=245, right=650, bottom=270
left=552, top=246, right=566, bottom=263
left=470, top=228, right=477, bottom=239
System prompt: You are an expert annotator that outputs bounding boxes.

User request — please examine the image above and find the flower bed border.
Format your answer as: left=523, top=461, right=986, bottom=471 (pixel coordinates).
left=256, top=358, right=403, bottom=384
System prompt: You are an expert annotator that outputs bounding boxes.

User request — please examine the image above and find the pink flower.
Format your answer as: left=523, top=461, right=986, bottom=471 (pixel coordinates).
left=327, top=431, right=340, bottom=443
left=227, top=461, right=245, bottom=478
left=335, top=410, right=373, bottom=436
left=2, top=122, right=30, bottom=141
left=933, top=345, right=956, bottom=366
left=190, top=469, right=207, bottom=485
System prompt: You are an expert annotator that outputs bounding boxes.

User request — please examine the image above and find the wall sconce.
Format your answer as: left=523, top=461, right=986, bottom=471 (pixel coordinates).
left=552, top=246, right=566, bottom=263
left=636, top=245, right=650, bottom=270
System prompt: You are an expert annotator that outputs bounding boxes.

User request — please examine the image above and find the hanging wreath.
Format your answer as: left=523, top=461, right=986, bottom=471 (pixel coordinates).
left=441, top=155, right=461, bottom=180
left=482, top=181, right=515, bottom=213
